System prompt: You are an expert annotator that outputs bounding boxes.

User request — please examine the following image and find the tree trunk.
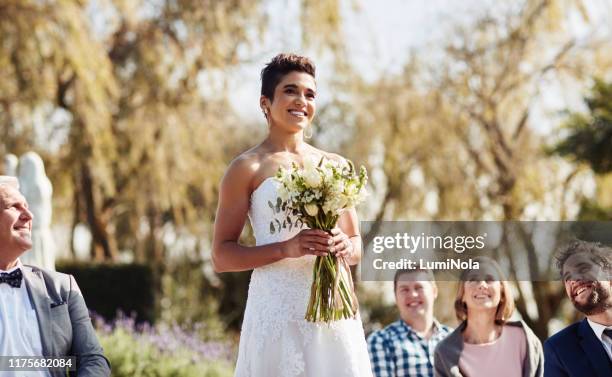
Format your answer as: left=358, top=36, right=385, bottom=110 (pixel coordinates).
left=80, top=159, right=117, bottom=261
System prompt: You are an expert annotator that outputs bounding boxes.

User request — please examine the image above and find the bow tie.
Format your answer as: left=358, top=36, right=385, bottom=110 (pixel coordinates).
left=604, top=328, right=612, bottom=339
left=0, top=269, right=23, bottom=288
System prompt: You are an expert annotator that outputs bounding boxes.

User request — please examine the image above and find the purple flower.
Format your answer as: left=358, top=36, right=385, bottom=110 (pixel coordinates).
left=92, top=310, right=234, bottom=362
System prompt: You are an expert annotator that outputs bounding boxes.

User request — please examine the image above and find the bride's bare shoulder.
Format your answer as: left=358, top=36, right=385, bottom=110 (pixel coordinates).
left=224, top=146, right=279, bottom=191
left=223, top=149, right=262, bottom=189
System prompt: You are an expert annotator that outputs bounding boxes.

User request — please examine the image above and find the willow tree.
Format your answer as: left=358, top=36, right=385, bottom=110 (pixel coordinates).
left=1, top=0, right=352, bottom=330
left=1, top=0, right=348, bottom=263
left=1, top=0, right=120, bottom=259
left=429, top=0, right=608, bottom=338
left=327, top=0, right=608, bottom=337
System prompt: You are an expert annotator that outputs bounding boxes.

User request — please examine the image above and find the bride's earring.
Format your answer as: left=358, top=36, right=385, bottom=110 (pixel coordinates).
left=304, top=123, right=313, bottom=139
left=263, top=108, right=270, bottom=126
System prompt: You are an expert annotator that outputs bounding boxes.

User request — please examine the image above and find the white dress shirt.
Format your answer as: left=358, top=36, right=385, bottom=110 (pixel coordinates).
left=0, top=260, right=50, bottom=376
left=587, top=318, right=612, bottom=361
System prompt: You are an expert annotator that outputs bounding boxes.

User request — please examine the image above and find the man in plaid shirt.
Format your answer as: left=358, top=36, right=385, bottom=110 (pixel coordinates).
left=367, top=268, right=452, bottom=377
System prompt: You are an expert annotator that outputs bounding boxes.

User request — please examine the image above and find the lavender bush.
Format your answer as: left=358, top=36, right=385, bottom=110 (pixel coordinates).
left=93, top=313, right=234, bottom=377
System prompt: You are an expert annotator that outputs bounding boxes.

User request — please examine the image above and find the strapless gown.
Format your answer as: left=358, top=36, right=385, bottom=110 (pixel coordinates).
left=234, top=177, right=373, bottom=377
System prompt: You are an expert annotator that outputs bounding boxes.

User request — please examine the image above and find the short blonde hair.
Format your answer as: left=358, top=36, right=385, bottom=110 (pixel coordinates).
left=454, top=256, right=515, bottom=324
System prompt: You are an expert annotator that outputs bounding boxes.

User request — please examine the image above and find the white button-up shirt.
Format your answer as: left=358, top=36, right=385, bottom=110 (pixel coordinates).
left=587, top=318, right=612, bottom=361
left=0, top=260, right=50, bottom=376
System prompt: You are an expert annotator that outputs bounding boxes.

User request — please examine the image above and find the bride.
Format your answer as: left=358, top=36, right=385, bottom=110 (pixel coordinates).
left=212, top=53, right=373, bottom=377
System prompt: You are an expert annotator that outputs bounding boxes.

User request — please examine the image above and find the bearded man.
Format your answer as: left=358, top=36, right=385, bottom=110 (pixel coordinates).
left=544, top=239, right=612, bottom=377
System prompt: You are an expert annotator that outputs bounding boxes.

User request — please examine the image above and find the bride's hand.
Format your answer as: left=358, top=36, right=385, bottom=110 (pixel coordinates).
left=329, top=227, right=354, bottom=259
left=281, top=229, right=333, bottom=258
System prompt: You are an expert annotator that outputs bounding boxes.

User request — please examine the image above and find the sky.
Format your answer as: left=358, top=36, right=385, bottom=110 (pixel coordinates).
left=341, top=0, right=497, bottom=80
left=219, top=0, right=612, bottom=117
left=39, top=0, right=502, bottom=155
left=222, top=0, right=497, bottom=119
left=219, top=0, right=611, bottom=122
left=33, top=0, right=612, bottom=157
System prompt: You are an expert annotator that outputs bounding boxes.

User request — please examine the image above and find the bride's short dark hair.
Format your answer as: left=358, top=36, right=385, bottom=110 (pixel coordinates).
left=261, top=53, right=315, bottom=101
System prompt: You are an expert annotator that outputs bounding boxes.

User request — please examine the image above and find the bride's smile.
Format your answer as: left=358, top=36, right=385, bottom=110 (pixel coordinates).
left=263, top=71, right=316, bottom=132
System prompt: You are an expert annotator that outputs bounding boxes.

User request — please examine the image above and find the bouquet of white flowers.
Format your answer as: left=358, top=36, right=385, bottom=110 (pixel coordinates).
left=275, top=156, right=368, bottom=322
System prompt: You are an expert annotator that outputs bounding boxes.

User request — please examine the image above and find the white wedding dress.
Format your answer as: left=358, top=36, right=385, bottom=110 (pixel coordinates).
left=234, top=177, right=373, bottom=377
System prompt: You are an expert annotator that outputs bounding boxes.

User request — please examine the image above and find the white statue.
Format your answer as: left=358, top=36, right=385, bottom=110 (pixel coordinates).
left=0, top=175, right=19, bottom=188
left=3, top=154, right=18, bottom=176
left=18, top=152, right=56, bottom=270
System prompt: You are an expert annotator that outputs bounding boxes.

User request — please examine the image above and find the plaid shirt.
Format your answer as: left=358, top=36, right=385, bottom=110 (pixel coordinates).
left=367, top=319, right=452, bottom=377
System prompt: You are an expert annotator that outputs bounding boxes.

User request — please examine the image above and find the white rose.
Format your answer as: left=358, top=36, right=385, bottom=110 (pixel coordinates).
left=304, top=203, right=319, bottom=216
left=304, top=156, right=319, bottom=170
left=303, top=169, right=322, bottom=188
left=323, top=197, right=341, bottom=214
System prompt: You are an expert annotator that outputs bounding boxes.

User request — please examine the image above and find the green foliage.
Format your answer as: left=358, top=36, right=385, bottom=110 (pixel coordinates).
left=98, top=328, right=233, bottom=377
left=358, top=288, right=397, bottom=336
left=56, top=261, right=157, bottom=324
left=577, top=199, right=612, bottom=220
left=551, top=79, right=612, bottom=174
left=158, top=257, right=227, bottom=337
left=215, top=271, right=251, bottom=332
left=57, top=257, right=241, bottom=339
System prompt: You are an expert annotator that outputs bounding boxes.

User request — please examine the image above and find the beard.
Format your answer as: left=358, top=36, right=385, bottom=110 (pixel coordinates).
left=571, top=282, right=612, bottom=315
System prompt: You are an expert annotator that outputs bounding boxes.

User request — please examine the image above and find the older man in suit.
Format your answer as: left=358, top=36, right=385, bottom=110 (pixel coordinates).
left=0, top=176, right=110, bottom=376
left=544, top=239, right=612, bottom=377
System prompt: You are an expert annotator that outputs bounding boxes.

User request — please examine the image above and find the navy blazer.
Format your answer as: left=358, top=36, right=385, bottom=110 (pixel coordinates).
left=544, top=318, right=611, bottom=377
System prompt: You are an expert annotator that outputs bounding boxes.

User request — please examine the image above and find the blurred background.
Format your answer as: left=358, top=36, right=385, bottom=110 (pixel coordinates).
left=1, top=0, right=611, bottom=375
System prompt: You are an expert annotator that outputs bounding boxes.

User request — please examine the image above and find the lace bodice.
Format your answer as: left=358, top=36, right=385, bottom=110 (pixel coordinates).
left=246, top=177, right=314, bottom=322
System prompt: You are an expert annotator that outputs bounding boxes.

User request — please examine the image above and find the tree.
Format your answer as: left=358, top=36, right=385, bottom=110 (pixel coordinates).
left=552, top=78, right=612, bottom=219
left=432, top=0, right=608, bottom=339
left=1, top=0, right=353, bottom=329
left=0, top=0, right=346, bottom=263
left=327, top=0, right=607, bottom=338
left=553, top=79, right=612, bottom=174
